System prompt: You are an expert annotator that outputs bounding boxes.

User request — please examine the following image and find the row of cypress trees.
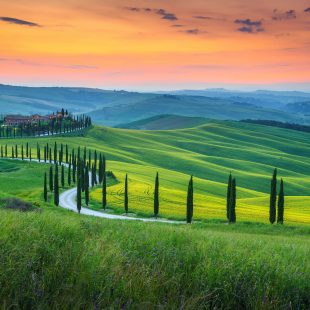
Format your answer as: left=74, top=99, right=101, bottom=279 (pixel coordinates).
left=269, top=169, right=285, bottom=224
left=0, top=141, right=286, bottom=223
left=0, top=113, right=92, bottom=139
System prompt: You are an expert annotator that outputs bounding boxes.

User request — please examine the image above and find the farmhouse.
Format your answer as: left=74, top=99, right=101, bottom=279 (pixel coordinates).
left=4, top=114, right=50, bottom=126
left=4, top=115, right=32, bottom=126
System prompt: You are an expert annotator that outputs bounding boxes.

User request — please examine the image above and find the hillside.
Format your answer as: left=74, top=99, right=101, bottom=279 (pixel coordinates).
left=1, top=119, right=309, bottom=308
left=2, top=120, right=309, bottom=224
left=1, top=85, right=309, bottom=126
left=88, top=94, right=304, bottom=126
left=117, top=114, right=208, bottom=130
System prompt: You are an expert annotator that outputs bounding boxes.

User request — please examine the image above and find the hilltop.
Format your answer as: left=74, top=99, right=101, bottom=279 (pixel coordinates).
left=1, top=85, right=309, bottom=126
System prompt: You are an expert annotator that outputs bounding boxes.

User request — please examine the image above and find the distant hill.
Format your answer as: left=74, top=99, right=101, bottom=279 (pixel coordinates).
left=1, top=84, right=309, bottom=126
left=0, top=84, right=155, bottom=116
left=117, top=114, right=208, bottom=130
left=89, top=94, right=307, bottom=126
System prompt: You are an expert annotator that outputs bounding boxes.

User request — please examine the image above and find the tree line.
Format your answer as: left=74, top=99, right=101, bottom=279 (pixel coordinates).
left=0, top=141, right=285, bottom=224
left=0, top=111, right=91, bottom=139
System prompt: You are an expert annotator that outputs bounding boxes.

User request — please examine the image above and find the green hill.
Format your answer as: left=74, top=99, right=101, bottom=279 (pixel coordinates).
left=2, top=120, right=309, bottom=224
left=117, top=114, right=208, bottom=130
left=89, top=94, right=304, bottom=126
left=1, top=120, right=309, bottom=308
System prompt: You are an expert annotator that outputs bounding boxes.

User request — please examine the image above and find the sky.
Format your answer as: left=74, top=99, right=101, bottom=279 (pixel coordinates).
left=0, top=0, right=310, bottom=91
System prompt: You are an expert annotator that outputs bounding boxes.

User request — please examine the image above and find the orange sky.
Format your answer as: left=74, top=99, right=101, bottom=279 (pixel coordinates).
left=0, top=0, right=310, bottom=90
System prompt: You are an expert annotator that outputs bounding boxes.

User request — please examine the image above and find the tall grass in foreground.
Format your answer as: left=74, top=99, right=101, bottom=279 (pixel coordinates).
left=0, top=209, right=309, bottom=309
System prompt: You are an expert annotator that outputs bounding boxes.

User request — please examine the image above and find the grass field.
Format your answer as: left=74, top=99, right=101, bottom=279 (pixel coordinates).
left=1, top=120, right=309, bottom=224
left=0, top=209, right=309, bottom=309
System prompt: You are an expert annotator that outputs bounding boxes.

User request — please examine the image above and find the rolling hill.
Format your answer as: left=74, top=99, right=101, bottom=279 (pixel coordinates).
left=2, top=120, right=309, bottom=224
left=88, top=94, right=306, bottom=126
left=117, top=114, right=209, bottom=130
left=1, top=85, right=309, bottom=126
left=1, top=119, right=309, bottom=308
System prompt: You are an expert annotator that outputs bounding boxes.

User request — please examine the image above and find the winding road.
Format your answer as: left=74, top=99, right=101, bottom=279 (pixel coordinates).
left=4, top=158, right=183, bottom=224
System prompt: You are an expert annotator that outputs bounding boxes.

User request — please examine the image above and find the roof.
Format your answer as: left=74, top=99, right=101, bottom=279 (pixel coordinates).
left=5, top=115, right=31, bottom=119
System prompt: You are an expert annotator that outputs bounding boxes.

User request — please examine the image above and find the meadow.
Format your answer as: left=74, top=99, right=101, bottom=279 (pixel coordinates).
left=1, top=120, right=309, bottom=224
left=0, top=208, right=309, bottom=309
left=0, top=120, right=310, bottom=308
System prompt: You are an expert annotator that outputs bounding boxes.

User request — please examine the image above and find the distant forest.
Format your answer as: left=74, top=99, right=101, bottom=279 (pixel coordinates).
left=241, top=120, right=310, bottom=133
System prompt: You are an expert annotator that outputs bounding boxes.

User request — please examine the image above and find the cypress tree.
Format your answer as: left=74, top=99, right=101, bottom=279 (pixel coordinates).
left=94, top=150, right=97, bottom=184
left=60, top=144, right=63, bottom=165
left=99, top=154, right=103, bottom=183
left=44, top=172, right=48, bottom=202
left=21, top=145, right=24, bottom=160
left=277, top=179, right=285, bottom=224
left=77, top=168, right=82, bottom=214
left=85, top=166, right=89, bottom=206
left=229, top=178, right=236, bottom=223
left=91, top=164, right=95, bottom=187
left=65, top=144, right=69, bottom=164
left=186, top=176, right=194, bottom=223
left=154, top=172, right=159, bottom=218
left=124, top=174, right=128, bottom=214
left=81, top=164, right=85, bottom=192
left=54, top=164, right=59, bottom=206
left=29, top=148, right=32, bottom=161
left=68, top=162, right=72, bottom=186
left=49, top=165, right=54, bottom=191
left=54, top=142, right=57, bottom=164
left=269, top=168, right=277, bottom=224
left=26, top=142, right=29, bottom=158
left=72, top=155, right=76, bottom=183
left=102, top=172, right=107, bottom=210
left=226, top=173, right=232, bottom=220
left=61, top=164, right=65, bottom=188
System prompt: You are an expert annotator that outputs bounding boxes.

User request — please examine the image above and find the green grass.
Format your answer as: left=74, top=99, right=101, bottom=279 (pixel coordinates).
left=1, top=120, right=309, bottom=224
left=0, top=209, right=309, bottom=309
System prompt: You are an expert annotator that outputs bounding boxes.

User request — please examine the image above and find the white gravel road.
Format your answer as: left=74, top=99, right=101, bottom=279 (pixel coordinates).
left=4, top=158, right=183, bottom=224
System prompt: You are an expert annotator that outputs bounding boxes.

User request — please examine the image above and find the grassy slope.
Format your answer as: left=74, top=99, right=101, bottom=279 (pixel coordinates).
left=0, top=209, right=309, bottom=309
left=1, top=120, right=309, bottom=224
left=117, top=114, right=209, bottom=130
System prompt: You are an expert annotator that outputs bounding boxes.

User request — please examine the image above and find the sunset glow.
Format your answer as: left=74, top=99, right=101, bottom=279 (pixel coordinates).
left=1, top=0, right=310, bottom=90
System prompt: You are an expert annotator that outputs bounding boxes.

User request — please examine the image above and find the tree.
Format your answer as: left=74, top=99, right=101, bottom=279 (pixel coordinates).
left=77, top=169, right=82, bottom=214
left=102, top=172, right=107, bottom=210
left=154, top=172, right=159, bottom=218
left=54, top=142, right=57, bottom=164
left=277, top=179, right=285, bottom=224
left=85, top=165, right=89, bottom=206
left=228, top=178, right=236, bottom=223
left=186, top=176, right=194, bottom=224
left=124, top=174, right=128, bottom=214
left=54, top=164, right=59, bottom=206
left=61, top=164, right=65, bottom=188
left=269, top=168, right=277, bottom=224
left=226, top=173, right=232, bottom=220
left=44, top=172, right=48, bottom=202
left=68, top=162, right=72, bottom=186
left=49, top=165, right=53, bottom=191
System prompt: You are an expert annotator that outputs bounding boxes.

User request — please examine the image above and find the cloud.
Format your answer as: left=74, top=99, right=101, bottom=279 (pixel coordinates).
left=305, top=8, right=310, bottom=13
left=171, top=24, right=184, bottom=27
left=155, top=9, right=178, bottom=21
left=193, top=16, right=212, bottom=20
left=125, top=7, right=178, bottom=22
left=272, top=9, right=296, bottom=21
left=181, top=29, right=207, bottom=35
left=234, top=19, right=264, bottom=33
left=0, top=16, right=41, bottom=27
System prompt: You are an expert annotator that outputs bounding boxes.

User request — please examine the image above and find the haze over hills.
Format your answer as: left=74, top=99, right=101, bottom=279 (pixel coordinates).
left=1, top=84, right=309, bottom=126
